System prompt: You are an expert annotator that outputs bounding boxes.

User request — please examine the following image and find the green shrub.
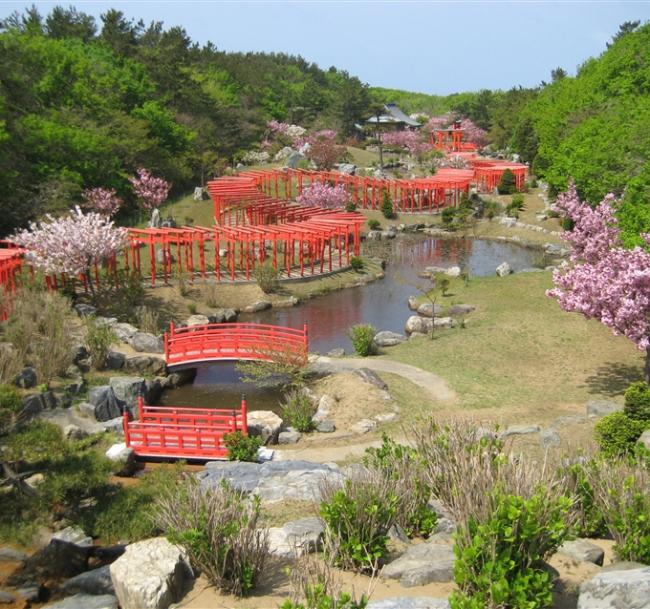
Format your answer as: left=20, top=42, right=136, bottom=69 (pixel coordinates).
left=187, top=302, right=197, bottom=315
left=350, top=256, right=364, bottom=271
left=86, top=317, right=117, bottom=371
left=345, top=201, right=357, bottom=212
left=451, top=488, right=573, bottom=609
left=483, top=199, right=500, bottom=220
left=505, top=202, right=520, bottom=219
left=281, top=390, right=314, bottom=433
left=156, top=478, right=268, bottom=596
left=224, top=431, right=263, bottom=462
left=434, top=274, right=450, bottom=297
left=380, top=190, right=395, bottom=219
left=562, top=460, right=608, bottom=538
left=511, top=193, right=525, bottom=209
left=279, top=585, right=368, bottom=609
left=0, top=384, right=22, bottom=434
left=497, top=169, right=517, bottom=194
left=320, top=473, right=398, bottom=572
left=594, top=412, right=645, bottom=457
left=624, top=381, right=650, bottom=423
left=441, top=207, right=455, bottom=226
left=347, top=324, right=376, bottom=356
left=367, top=219, right=380, bottom=231
left=254, top=260, right=279, bottom=294
left=364, top=435, right=437, bottom=538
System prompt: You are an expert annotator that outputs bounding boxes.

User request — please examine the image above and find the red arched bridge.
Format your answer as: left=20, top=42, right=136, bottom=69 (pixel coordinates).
left=164, top=321, right=309, bottom=368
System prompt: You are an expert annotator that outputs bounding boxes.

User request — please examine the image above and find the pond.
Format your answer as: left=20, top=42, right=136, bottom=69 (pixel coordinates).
left=159, top=236, right=544, bottom=411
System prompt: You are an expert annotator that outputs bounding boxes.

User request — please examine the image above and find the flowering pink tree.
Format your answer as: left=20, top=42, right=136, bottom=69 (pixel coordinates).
left=81, top=187, right=123, bottom=217
left=129, top=168, right=171, bottom=213
left=303, top=130, right=346, bottom=170
left=12, top=207, right=128, bottom=298
left=426, top=114, right=453, bottom=131
left=382, top=129, right=432, bottom=158
left=459, top=119, right=488, bottom=148
left=296, top=183, right=350, bottom=209
left=547, top=183, right=650, bottom=381
left=266, top=120, right=306, bottom=145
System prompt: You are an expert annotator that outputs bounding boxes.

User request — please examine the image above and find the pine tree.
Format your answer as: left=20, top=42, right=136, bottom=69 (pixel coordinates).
left=381, top=189, right=395, bottom=219
left=498, top=169, right=517, bottom=194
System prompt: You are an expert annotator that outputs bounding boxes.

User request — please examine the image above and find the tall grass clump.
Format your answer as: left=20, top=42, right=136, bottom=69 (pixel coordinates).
left=85, top=317, right=117, bottom=370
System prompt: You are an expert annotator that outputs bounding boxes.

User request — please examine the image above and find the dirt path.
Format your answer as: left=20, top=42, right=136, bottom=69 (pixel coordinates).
left=309, top=355, right=457, bottom=403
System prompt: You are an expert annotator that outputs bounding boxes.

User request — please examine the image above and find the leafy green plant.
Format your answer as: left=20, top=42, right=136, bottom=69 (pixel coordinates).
left=85, top=316, right=117, bottom=371
left=380, top=189, right=395, bottom=219
left=367, top=219, right=380, bottom=231
left=497, top=169, right=517, bottom=194
left=223, top=431, right=263, bottom=462
left=319, top=472, right=398, bottom=572
left=279, top=585, right=368, bottom=609
left=254, top=260, right=279, bottom=294
left=156, top=477, right=268, bottom=596
left=510, top=192, right=525, bottom=209
left=562, top=460, right=608, bottom=538
left=0, top=384, right=23, bottom=435
left=441, top=206, right=455, bottom=226
left=187, top=302, right=197, bottom=315
left=280, top=390, right=314, bottom=433
left=624, top=381, right=650, bottom=422
left=345, top=201, right=357, bottom=212
left=350, top=256, right=364, bottom=271
left=594, top=412, right=645, bottom=457
left=435, top=274, right=451, bottom=297
left=347, top=324, right=376, bottom=356
left=483, top=199, right=500, bottom=220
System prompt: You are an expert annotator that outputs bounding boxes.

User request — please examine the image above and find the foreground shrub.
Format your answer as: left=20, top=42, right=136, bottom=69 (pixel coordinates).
left=280, top=390, right=314, bottom=433
left=364, top=434, right=437, bottom=538
left=441, top=207, right=455, bottom=226
left=223, top=431, right=263, bottom=461
left=594, top=412, right=645, bottom=457
left=85, top=317, right=117, bottom=370
left=254, top=260, right=279, bottom=293
left=497, top=169, right=517, bottom=194
left=348, top=324, right=376, bottom=356
left=0, top=384, right=22, bottom=434
left=350, top=256, right=364, bottom=271
left=562, top=460, right=608, bottom=538
left=367, top=219, right=380, bottom=231
left=156, top=478, right=268, bottom=596
left=587, top=459, right=650, bottom=564
left=624, top=381, right=650, bottom=422
left=319, top=470, right=398, bottom=572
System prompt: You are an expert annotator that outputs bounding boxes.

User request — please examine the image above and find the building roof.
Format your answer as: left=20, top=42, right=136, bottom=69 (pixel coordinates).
left=366, top=103, right=421, bottom=127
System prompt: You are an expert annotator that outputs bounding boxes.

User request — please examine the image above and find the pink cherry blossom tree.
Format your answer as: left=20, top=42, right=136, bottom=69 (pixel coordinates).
left=303, top=130, right=346, bottom=170
left=547, top=183, right=650, bottom=381
left=459, top=118, right=488, bottom=148
left=382, top=129, right=432, bottom=159
left=129, top=168, right=171, bottom=214
left=81, top=187, right=123, bottom=217
left=12, top=207, right=128, bottom=299
left=296, top=183, right=350, bottom=209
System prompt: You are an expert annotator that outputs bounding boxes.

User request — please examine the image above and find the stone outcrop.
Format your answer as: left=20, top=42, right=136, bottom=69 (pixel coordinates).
left=381, top=541, right=455, bottom=587
left=577, top=566, right=650, bottom=609
left=557, top=539, right=605, bottom=566
left=246, top=410, right=283, bottom=444
left=43, top=594, right=117, bottom=609
left=373, top=331, right=407, bottom=347
left=266, top=517, right=325, bottom=558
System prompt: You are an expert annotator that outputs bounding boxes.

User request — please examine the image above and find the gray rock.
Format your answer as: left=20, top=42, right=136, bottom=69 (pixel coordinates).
left=75, top=304, right=97, bottom=317
left=109, top=376, right=146, bottom=410
left=500, top=424, right=541, bottom=438
left=165, top=369, right=196, bottom=388
left=185, top=314, right=210, bottom=327
left=9, top=540, right=88, bottom=584
left=199, top=460, right=343, bottom=503
left=448, top=304, right=475, bottom=316
left=209, top=308, right=238, bottom=323
left=15, top=585, right=41, bottom=601
left=63, top=565, right=114, bottom=595
left=124, top=355, right=166, bottom=376
left=540, top=429, right=561, bottom=449
left=388, top=524, right=410, bottom=545
left=100, top=417, right=125, bottom=436
left=351, top=419, right=377, bottom=434
left=104, top=351, right=126, bottom=370
left=89, top=386, right=125, bottom=422
left=327, top=348, right=345, bottom=357
left=130, top=332, right=164, bottom=354
left=0, top=546, right=28, bottom=562
left=407, top=296, right=419, bottom=311
left=601, top=561, right=647, bottom=573
left=64, top=424, right=88, bottom=441
left=51, top=526, right=93, bottom=548
left=274, top=296, right=299, bottom=308
left=496, top=262, right=512, bottom=277
left=15, top=366, right=37, bottom=389
left=144, top=378, right=163, bottom=405
left=315, top=420, right=336, bottom=433
left=381, top=230, right=396, bottom=240
left=21, top=393, right=44, bottom=418
left=367, top=600, right=450, bottom=609
left=313, top=394, right=335, bottom=422
left=558, top=539, right=605, bottom=566
left=366, top=230, right=383, bottom=241
left=381, top=542, right=455, bottom=587
left=43, top=594, right=117, bottom=609
left=586, top=399, right=623, bottom=417
left=243, top=300, right=272, bottom=313
left=354, top=368, right=388, bottom=391
left=278, top=429, right=302, bottom=444
left=445, top=266, right=461, bottom=278
left=433, top=316, right=454, bottom=328
left=112, top=323, right=138, bottom=343
left=0, top=590, right=14, bottom=604
left=405, top=315, right=432, bottom=335
left=638, top=429, right=650, bottom=451
left=106, top=443, right=136, bottom=477
left=266, top=517, right=324, bottom=558
left=577, top=566, right=650, bottom=609
left=417, top=303, right=442, bottom=318
left=337, top=163, right=356, bottom=175
left=373, top=331, right=407, bottom=347
left=247, top=410, right=283, bottom=444
left=110, top=537, right=193, bottom=609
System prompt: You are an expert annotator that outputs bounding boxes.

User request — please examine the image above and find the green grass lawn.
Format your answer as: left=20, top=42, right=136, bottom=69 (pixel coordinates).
left=380, top=271, right=643, bottom=421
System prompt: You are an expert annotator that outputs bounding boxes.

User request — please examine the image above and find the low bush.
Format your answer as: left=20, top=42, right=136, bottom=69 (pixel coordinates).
left=0, top=384, right=22, bottom=434
left=320, top=470, right=398, bottom=572
left=364, top=435, right=437, bottom=538
left=254, top=260, right=279, bottom=294
left=367, top=219, right=380, bottom=231
left=135, top=306, right=160, bottom=335
left=348, top=324, right=376, bottom=356
left=156, top=477, right=268, bottom=596
left=588, top=459, right=650, bottom=564
left=85, top=317, right=117, bottom=371
left=441, top=207, right=455, bottom=226
left=594, top=412, right=645, bottom=457
left=345, top=201, right=357, bottom=212
left=187, top=302, right=197, bottom=315
left=562, top=460, right=608, bottom=538
left=380, top=190, right=395, bottom=219
left=624, top=381, right=650, bottom=422
left=281, top=390, right=315, bottom=433
left=223, top=431, right=263, bottom=462
left=497, top=169, right=517, bottom=194
left=510, top=193, right=525, bottom=209
left=350, top=256, right=364, bottom=271
left=483, top=199, right=500, bottom=220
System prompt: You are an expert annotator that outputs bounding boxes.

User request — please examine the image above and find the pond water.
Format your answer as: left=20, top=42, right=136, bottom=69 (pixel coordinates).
left=160, top=236, right=543, bottom=411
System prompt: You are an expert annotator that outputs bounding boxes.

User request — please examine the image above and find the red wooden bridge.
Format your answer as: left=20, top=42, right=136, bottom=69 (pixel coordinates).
left=123, top=396, right=248, bottom=459
left=164, top=321, right=309, bottom=368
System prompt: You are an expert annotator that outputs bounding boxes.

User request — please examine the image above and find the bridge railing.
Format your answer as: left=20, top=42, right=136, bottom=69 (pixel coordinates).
left=164, top=322, right=308, bottom=367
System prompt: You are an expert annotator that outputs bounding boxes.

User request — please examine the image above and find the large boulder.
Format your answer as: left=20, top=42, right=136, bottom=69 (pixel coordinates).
left=185, top=314, right=210, bottom=327
left=15, top=367, right=37, bottom=389
left=129, top=333, right=164, bottom=354
left=244, top=300, right=272, bottom=313
left=381, top=542, right=455, bottom=587
left=577, top=566, right=650, bottom=609
left=105, top=351, right=126, bottom=371
left=367, top=599, right=450, bottom=609
left=448, top=304, right=475, bottom=316
left=557, top=539, right=605, bottom=566
left=373, top=331, right=407, bottom=348
left=355, top=368, right=388, bottom=391
left=63, top=565, right=114, bottom=595
left=266, top=517, right=325, bottom=558
left=89, top=386, right=124, bottom=422
left=638, top=429, right=650, bottom=451
left=208, top=308, right=238, bottom=323
left=0, top=546, right=28, bottom=562
left=246, top=410, right=283, bottom=444
left=106, top=443, right=136, bottom=477
left=8, top=540, right=88, bottom=585
left=109, top=377, right=146, bottom=410
left=405, top=315, right=432, bottom=335
left=586, top=399, right=622, bottom=417
left=312, top=395, right=335, bottom=423
left=43, top=594, right=117, bottom=609
left=109, top=537, right=193, bottom=609
left=51, top=526, right=93, bottom=548
left=416, top=303, right=443, bottom=318
left=496, top=262, right=512, bottom=277
left=112, top=323, right=138, bottom=343
left=124, top=356, right=166, bottom=376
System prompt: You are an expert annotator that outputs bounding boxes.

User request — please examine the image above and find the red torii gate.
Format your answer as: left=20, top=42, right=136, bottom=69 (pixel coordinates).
left=471, top=159, right=528, bottom=192
left=0, top=242, right=25, bottom=320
